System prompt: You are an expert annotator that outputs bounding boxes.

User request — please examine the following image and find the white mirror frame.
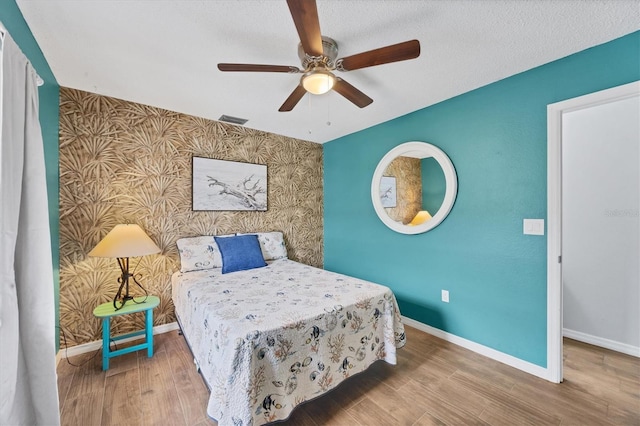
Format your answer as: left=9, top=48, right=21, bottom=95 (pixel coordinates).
left=371, top=141, right=458, bottom=234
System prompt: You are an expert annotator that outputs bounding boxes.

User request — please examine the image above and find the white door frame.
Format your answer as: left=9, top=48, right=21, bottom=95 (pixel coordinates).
left=546, top=80, right=640, bottom=383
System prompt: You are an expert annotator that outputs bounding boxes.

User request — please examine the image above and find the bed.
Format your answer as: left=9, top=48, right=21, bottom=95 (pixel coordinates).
left=172, top=232, right=406, bottom=425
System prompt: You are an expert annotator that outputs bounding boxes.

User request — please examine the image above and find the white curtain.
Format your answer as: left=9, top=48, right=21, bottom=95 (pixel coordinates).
left=0, top=28, right=60, bottom=425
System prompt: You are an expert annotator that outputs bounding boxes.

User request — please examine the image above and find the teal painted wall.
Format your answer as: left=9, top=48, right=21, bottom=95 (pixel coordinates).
left=324, top=31, right=640, bottom=367
left=1, top=1, right=60, bottom=349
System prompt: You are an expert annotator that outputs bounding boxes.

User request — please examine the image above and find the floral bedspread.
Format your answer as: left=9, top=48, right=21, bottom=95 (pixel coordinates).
left=171, top=259, right=406, bottom=426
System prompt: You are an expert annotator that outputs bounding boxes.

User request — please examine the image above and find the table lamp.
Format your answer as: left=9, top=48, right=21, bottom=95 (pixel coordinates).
left=89, top=224, right=161, bottom=310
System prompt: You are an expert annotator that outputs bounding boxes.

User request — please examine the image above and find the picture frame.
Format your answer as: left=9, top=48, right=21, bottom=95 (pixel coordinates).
left=379, top=176, right=397, bottom=208
left=192, top=156, right=267, bottom=211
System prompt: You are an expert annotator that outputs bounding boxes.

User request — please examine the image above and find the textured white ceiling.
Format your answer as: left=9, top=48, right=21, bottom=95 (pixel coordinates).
left=16, top=0, right=640, bottom=143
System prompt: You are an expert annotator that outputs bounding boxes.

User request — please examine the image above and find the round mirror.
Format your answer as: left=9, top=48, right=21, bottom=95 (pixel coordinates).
left=371, top=141, right=457, bottom=234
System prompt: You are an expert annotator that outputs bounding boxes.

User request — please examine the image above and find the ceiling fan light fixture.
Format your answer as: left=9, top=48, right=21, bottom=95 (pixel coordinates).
left=302, top=68, right=335, bottom=95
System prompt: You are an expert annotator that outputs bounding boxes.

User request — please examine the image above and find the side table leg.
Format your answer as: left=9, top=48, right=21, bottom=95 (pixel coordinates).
left=102, top=317, right=110, bottom=371
left=146, top=307, right=154, bottom=358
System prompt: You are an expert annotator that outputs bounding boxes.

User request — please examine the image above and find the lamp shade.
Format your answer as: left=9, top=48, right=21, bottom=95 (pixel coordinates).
left=407, top=210, right=432, bottom=226
left=89, top=224, right=161, bottom=258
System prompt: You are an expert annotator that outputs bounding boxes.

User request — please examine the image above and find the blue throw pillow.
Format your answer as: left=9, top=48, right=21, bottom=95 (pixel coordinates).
left=214, top=234, right=267, bottom=274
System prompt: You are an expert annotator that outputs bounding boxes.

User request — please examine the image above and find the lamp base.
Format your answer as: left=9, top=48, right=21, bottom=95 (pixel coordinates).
left=113, top=257, right=148, bottom=310
left=114, top=294, right=135, bottom=310
left=113, top=282, right=148, bottom=311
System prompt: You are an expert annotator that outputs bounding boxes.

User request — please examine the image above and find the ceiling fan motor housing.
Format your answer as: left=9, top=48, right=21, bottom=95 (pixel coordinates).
left=298, top=36, right=339, bottom=70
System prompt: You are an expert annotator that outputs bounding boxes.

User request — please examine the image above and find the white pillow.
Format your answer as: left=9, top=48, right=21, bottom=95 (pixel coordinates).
left=176, top=234, right=234, bottom=272
left=238, top=231, right=288, bottom=261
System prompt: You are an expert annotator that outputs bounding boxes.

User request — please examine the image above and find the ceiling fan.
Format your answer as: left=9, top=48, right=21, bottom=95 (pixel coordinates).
left=217, top=0, right=421, bottom=112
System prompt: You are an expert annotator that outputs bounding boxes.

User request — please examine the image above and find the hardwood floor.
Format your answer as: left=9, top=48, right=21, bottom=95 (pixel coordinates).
left=57, top=326, right=639, bottom=425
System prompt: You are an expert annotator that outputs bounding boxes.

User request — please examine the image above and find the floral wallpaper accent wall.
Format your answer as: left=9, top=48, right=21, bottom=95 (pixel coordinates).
left=59, top=88, right=323, bottom=347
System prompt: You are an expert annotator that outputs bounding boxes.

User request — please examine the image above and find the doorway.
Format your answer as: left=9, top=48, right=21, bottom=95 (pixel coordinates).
left=547, top=81, right=640, bottom=383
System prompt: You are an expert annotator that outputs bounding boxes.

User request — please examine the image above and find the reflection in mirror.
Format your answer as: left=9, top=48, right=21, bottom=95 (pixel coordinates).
left=381, top=155, right=447, bottom=226
left=421, top=156, right=446, bottom=218
left=382, top=156, right=421, bottom=225
left=371, top=141, right=457, bottom=234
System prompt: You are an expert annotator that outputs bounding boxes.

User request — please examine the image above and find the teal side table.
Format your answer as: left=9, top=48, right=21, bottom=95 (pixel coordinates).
left=93, top=295, right=160, bottom=371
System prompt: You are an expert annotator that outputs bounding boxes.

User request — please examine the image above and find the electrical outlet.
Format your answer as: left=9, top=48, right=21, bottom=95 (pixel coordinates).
left=441, top=290, right=450, bottom=303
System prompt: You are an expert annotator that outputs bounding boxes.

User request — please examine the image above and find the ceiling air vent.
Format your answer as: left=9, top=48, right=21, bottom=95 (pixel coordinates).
left=219, top=114, right=248, bottom=126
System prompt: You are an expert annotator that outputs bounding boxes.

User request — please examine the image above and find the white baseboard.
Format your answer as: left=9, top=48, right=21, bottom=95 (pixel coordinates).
left=56, top=321, right=180, bottom=360
left=401, top=316, right=551, bottom=381
left=563, top=328, right=640, bottom=358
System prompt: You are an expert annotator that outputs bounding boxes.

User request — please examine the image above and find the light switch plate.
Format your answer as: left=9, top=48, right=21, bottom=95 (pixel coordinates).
left=523, top=219, right=545, bottom=235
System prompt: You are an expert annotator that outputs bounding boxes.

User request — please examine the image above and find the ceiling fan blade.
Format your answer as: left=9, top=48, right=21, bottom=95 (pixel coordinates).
left=332, top=78, right=373, bottom=108
left=218, top=63, right=301, bottom=73
left=287, top=0, right=323, bottom=57
left=279, top=85, right=307, bottom=112
left=338, top=39, right=421, bottom=71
